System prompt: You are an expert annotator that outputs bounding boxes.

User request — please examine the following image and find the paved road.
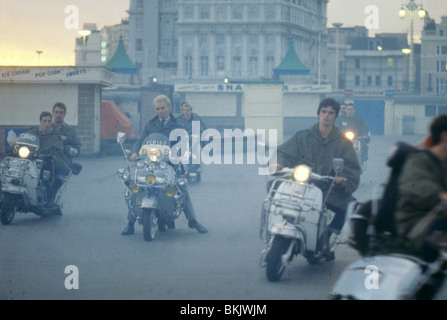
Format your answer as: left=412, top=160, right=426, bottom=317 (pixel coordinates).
left=3, top=134, right=445, bottom=302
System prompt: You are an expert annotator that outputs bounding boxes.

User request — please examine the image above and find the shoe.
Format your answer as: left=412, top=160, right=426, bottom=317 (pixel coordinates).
left=121, top=223, right=135, bottom=235
left=158, top=223, right=166, bottom=232
left=323, top=251, right=335, bottom=261
left=167, top=221, right=175, bottom=229
left=188, top=219, right=208, bottom=234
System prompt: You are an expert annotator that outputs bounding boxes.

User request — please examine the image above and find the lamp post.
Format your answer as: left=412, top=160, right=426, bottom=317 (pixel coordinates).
left=402, top=48, right=412, bottom=91
left=36, top=50, right=43, bottom=66
left=78, top=29, right=92, bottom=45
left=333, top=23, right=343, bottom=90
left=399, top=0, right=426, bottom=93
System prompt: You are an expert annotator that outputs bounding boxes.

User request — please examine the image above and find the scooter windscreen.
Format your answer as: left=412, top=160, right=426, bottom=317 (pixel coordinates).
left=13, top=133, right=40, bottom=158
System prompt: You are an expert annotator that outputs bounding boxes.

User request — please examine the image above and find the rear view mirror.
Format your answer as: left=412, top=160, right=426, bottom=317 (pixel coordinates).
left=117, top=132, right=126, bottom=144
left=333, top=158, right=344, bottom=173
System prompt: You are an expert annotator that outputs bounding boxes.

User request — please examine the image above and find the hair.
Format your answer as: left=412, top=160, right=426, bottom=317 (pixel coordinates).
left=180, top=101, right=192, bottom=110
left=153, top=95, right=171, bottom=108
left=40, top=111, right=52, bottom=121
left=317, top=98, right=340, bottom=117
left=53, top=102, right=67, bottom=113
left=430, top=114, right=447, bottom=146
left=346, top=102, right=355, bottom=109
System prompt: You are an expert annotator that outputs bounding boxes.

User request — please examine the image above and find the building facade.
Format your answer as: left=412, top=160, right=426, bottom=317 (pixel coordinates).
left=421, top=15, right=447, bottom=96
left=127, top=0, right=329, bottom=84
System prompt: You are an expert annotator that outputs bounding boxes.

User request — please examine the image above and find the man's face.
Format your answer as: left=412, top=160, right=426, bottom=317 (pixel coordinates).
left=181, top=105, right=192, bottom=120
left=339, top=104, right=346, bottom=115
left=319, top=106, right=337, bottom=127
left=40, top=116, right=52, bottom=132
left=53, top=107, right=66, bottom=125
left=155, top=100, right=171, bottom=119
left=346, top=105, right=355, bottom=117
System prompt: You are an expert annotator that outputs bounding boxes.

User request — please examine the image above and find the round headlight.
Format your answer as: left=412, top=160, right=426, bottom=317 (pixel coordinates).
left=293, top=165, right=311, bottom=183
left=18, top=146, right=31, bottom=158
left=345, top=131, right=355, bottom=141
left=145, top=174, right=156, bottom=184
left=130, top=184, right=139, bottom=193
left=165, top=186, right=176, bottom=197
left=148, top=148, right=162, bottom=162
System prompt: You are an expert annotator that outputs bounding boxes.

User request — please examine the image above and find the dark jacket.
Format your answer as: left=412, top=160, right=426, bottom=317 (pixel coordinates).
left=52, top=122, right=81, bottom=162
left=275, top=123, right=361, bottom=211
left=396, top=150, right=447, bottom=240
left=132, top=114, right=183, bottom=154
left=177, top=113, right=208, bottom=135
left=28, top=127, right=70, bottom=170
left=336, top=114, right=370, bottom=142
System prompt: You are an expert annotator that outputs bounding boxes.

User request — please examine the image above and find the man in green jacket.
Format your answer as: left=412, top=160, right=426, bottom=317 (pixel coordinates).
left=396, top=114, right=447, bottom=261
left=28, top=111, right=70, bottom=207
left=51, top=102, right=81, bottom=165
left=269, top=98, right=361, bottom=260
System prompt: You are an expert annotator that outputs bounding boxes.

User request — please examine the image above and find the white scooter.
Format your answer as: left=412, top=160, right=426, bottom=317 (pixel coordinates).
left=259, top=159, right=345, bottom=282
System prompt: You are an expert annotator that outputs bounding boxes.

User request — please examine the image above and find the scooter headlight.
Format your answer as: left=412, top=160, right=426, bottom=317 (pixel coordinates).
left=293, top=165, right=311, bottom=183
left=345, top=131, right=355, bottom=141
left=148, top=148, right=162, bottom=162
left=18, top=146, right=31, bottom=159
left=145, top=174, right=156, bottom=184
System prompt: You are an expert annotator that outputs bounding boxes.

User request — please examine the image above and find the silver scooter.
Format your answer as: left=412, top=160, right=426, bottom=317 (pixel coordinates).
left=259, top=159, right=345, bottom=282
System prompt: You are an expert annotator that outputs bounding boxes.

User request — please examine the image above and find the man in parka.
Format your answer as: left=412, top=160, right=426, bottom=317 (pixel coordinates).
left=51, top=102, right=81, bottom=165
left=28, top=111, right=70, bottom=207
left=396, top=114, right=447, bottom=261
left=269, top=98, right=361, bottom=260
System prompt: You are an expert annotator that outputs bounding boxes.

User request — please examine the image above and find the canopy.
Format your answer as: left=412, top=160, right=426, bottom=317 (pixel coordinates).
left=101, top=100, right=135, bottom=139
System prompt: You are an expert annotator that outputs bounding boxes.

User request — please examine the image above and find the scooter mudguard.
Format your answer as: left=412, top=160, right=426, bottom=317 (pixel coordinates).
left=331, top=254, right=423, bottom=300
left=141, top=195, right=159, bottom=209
left=270, top=221, right=300, bottom=239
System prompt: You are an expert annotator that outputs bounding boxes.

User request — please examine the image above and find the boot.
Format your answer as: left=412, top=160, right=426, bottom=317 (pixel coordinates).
left=121, top=222, right=135, bottom=235
left=188, top=219, right=208, bottom=234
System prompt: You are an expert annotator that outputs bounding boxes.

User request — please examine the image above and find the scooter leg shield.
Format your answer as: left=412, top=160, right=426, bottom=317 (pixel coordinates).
left=331, top=255, right=424, bottom=300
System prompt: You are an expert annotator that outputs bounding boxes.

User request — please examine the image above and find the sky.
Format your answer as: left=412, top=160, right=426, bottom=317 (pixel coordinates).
left=0, top=0, right=446, bottom=66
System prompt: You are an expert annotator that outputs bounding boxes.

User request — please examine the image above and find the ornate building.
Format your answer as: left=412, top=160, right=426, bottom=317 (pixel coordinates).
left=127, top=0, right=329, bottom=84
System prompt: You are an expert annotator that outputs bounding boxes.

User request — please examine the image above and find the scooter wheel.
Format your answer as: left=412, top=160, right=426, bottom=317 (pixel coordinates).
left=266, top=236, right=290, bottom=282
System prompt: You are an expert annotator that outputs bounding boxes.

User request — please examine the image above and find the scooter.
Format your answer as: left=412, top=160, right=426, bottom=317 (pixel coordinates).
left=0, top=132, right=81, bottom=224
left=344, top=130, right=368, bottom=173
left=117, top=132, right=187, bottom=241
left=331, top=141, right=447, bottom=299
left=259, top=158, right=345, bottom=282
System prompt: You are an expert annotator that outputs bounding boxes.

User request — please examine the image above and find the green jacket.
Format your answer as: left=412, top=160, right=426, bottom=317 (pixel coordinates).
left=52, top=122, right=81, bottom=162
left=275, top=123, right=361, bottom=211
left=396, top=150, right=447, bottom=240
left=28, top=127, right=69, bottom=170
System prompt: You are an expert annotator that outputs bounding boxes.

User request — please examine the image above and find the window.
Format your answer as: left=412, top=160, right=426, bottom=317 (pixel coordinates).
left=216, top=33, right=225, bottom=46
left=232, top=56, right=242, bottom=76
left=388, top=58, right=393, bottom=68
left=200, top=56, right=209, bottom=76
left=438, top=46, right=447, bottom=55
left=136, top=0, right=143, bottom=9
left=216, top=56, right=225, bottom=71
left=425, top=105, right=436, bottom=117
left=438, top=79, right=447, bottom=95
left=387, top=76, right=393, bottom=87
left=437, top=60, right=447, bottom=72
left=439, top=105, right=447, bottom=114
left=232, top=6, right=242, bottom=20
left=136, top=39, right=143, bottom=52
left=217, top=7, right=226, bottom=21
left=355, top=75, right=360, bottom=86
left=232, top=33, right=242, bottom=46
left=249, top=55, right=258, bottom=77
left=184, top=7, right=194, bottom=20
left=375, top=75, right=381, bottom=86
left=367, top=76, right=372, bottom=86
left=249, top=33, right=258, bottom=45
left=355, top=58, right=360, bottom=69
left=199, top=33, right=208, bottom=46
left=248, top=6, right=259, bottom=20
left=184, top=55, right=192, bottom=77
left=200, top=7, right=210, bottom=20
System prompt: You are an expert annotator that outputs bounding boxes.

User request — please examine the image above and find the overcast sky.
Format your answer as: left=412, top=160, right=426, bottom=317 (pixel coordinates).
left=0, top=0, right=445, bottom=66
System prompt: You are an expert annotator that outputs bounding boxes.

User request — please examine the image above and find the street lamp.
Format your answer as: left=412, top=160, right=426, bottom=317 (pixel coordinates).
left=78, top=29, right=92, bottom=45
left=399, top=0, right=426, bottom=93
left=333, top=23, right=343, bottom=90
left=36, top=50, right=43, bottom=66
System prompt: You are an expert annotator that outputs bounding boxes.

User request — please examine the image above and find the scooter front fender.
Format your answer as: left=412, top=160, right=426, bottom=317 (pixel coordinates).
left=270, top=222, right=302, bottom=240
left=331, top=254, right=423, bottom=300
left=141, top=195, right=159, bottom=209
